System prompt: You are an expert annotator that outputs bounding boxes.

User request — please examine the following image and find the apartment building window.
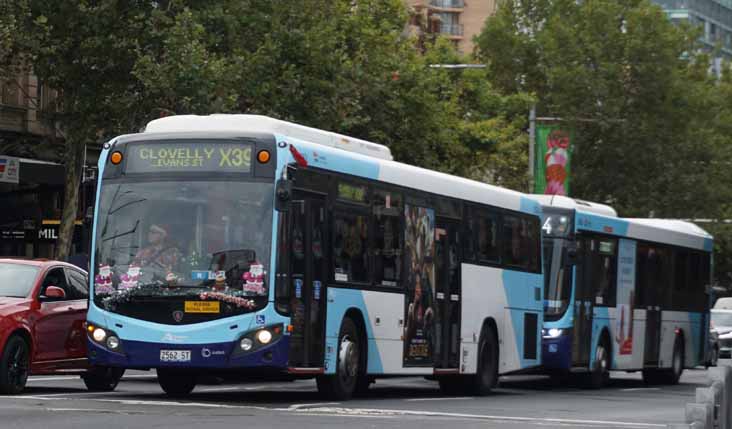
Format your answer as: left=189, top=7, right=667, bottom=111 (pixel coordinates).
left=1, top=79, right=21, bottom=107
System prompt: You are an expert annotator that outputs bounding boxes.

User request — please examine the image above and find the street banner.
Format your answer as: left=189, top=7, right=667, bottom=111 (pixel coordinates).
left=0, top=155, right=20, bottom=184
left=534, top=125, right=571, bottom=195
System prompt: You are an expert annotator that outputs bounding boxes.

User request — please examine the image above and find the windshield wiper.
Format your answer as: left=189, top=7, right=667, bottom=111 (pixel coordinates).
left=102, top=220, right=139, bottom=242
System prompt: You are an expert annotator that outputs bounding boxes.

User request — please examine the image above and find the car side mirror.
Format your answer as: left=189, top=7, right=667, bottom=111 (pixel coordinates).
left=43, top=286, right=66, bottom=300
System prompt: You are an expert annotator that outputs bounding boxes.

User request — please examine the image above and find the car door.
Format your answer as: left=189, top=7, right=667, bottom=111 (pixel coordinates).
left=64, top=268, right=90, bottom=361
left=32, top=267, right=79, bottom=363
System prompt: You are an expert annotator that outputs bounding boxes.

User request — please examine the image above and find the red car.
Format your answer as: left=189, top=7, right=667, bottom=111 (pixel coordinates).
left=0, top=258, right=123, bottom=394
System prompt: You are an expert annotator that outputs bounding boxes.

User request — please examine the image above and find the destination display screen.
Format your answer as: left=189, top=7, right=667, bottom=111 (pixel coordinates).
left=125, top=141, right=252, bottom=173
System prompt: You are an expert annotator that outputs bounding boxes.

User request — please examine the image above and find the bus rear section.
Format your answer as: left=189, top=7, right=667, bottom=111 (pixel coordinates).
left=535, top=196, right=712, bottom=388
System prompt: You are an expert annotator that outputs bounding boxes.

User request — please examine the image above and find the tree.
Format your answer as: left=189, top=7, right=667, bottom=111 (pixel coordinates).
left=1, top=0, right=534, bottom=261
left=476, top=0, right=731, bottom=218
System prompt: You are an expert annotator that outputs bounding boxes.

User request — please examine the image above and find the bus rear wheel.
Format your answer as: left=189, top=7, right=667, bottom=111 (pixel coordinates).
left=664, top=336, right=684, bottom=385
left=317, top=317, right=360, bottom=400
left=157, top=369, right=197, bottom=397
left=469, top=326, right=499, bottom=396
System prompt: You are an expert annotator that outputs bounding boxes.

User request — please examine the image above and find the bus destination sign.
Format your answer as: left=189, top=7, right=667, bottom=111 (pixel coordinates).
left=126, top=141, right=252, bottom=173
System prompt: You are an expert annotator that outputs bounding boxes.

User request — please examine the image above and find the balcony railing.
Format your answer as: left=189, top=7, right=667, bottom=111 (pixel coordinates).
left=430, top=0, right=465, bottom=9
left=439, top=23, right=464, bottom=36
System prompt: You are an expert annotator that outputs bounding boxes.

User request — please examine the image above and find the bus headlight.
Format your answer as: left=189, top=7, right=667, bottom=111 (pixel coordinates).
left=257, top=329, right=273, bottom=345
left=543, top=328, right=564, bottom=339
left=106, top=336, right=121, bottom=350
left=240, top=338, right=254, bottom=351
left=93, top=328, right=107, bottom=342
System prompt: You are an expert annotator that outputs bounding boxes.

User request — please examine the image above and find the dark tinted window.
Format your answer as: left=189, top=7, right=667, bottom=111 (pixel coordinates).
left=582, top=236, right=618, bottom=307
left=333, top=211, right=370, bottom=283
left=66, top=269, right=89, bottom=300
left=477, top=213, right=500, bottom=263
left=373, top=190, right=403, bottom=287
left=501, top=215, right=536, bottom=270
left=41, top=267, right=71, bottom=300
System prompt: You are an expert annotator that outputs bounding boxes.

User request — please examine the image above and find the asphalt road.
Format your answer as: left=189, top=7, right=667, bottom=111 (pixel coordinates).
left=2, top=361, right=725, bottom=429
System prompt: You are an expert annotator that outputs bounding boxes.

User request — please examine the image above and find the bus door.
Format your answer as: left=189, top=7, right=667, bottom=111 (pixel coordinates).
left=434, top=219, right=461, bottom=370
left=287, top=192, right=327, bottom=369
left=572, top=237, right=593, bottom=367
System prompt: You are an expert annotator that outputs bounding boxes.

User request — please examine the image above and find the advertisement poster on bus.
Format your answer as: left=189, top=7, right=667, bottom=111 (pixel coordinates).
left=0, top=155, right=20, bottom=184
left=403, top=204, right=435, bottom=366
left=615, top=239, right=636, bottom=362
left=534, top=125, right=572, bottom=196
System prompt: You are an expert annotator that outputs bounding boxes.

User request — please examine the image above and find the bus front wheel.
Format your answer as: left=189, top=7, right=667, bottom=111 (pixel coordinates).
left=586, top=338, right=610, bottom=389
left=82, top=367, right=125, bottom=392
left=157, top=369, right=197, bottom=397
left=317, top=317, right=360, bottom=400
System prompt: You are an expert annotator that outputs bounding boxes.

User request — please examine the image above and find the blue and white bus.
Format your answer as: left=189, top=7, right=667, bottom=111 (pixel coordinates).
left=533, top=195, right=713, bottom=387
left=85, top=115, right=544, bottom=399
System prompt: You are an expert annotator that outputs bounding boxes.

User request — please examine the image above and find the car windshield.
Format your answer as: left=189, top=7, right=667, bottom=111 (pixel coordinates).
left=712, top=311, right=732, bottom=328
left=93, top=179, right=273, bottom=312
left=0, top=263, right=39, bottom=298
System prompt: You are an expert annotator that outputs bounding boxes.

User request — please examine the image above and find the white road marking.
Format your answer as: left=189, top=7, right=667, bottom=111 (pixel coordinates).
left=294, top=407, right=667, bottom=428
left=406, top=397, right=473, bottom=402
left=27, top=374, right=156, bottom=382
left=287, top=402, right=340, bottom=410
left=197, top=387, right=245, bottom=393
left=621, top=388, right=661, bottom=392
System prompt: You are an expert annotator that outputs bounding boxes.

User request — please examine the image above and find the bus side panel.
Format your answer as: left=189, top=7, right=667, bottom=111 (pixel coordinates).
left=461, top=264, right=542, bottom=375
left=660, top=311, right=703, bottom=368
left=323, top=287, right=431, bottom=376
left=605, top=307, right=647, bottom=371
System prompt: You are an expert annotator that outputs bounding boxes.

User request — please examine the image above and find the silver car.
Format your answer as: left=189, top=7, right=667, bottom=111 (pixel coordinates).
left=711, top=309, right=732, bottom=359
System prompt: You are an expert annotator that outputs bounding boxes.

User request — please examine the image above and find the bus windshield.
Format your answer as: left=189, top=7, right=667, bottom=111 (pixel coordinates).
left=93, top=179, right=273, bottom=321
left=543, top=237, right=573, bottom=320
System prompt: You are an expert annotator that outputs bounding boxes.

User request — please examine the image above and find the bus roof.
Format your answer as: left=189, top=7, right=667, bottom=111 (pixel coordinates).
left=144, top=114, right=393, bottom=161
left=140, top=114, right=539, bottom=215
left=528, top=194, right=617, bottom=217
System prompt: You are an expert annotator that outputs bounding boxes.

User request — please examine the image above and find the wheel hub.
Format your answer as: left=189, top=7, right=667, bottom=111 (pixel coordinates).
left=338, top=336, right=358, bottom=378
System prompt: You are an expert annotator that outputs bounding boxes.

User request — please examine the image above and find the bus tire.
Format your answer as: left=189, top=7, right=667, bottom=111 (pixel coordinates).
left=0, top=335, right=30, bottom=395
left=587, top=337, right=610, bottom=389
left=82, top=367, right=125, bottom=392
left=470, top=325, right=499, bottom=396
left=316, top=317, right=360, bottom=400
left=157, top=369, right=197, bottom=397
left=664, top=336, right=684, bottom=385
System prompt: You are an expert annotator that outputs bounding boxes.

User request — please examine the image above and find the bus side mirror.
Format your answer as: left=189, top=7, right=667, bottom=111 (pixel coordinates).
left=565, top=247, right=578, bottom=266
left=275, top=179, right=292, bottom=212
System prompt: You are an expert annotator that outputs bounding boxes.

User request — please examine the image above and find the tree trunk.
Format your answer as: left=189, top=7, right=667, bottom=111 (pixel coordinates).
left=56, top=138, right=85, bottom=261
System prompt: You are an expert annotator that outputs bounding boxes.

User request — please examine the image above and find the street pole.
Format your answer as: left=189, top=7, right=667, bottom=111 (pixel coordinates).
left=528, top=105, right=536, bottom=194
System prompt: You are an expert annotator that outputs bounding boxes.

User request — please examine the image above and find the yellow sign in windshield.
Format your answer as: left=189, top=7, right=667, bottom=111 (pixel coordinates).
left=184, top=301, right=221, bottom=313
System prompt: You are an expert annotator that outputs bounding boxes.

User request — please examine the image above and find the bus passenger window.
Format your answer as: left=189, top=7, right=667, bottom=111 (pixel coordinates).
left=374, top=190, right=403, bottom=287
left=333, top=211, right=370, bottom=284
left=478, top=214, right=499, bottom=263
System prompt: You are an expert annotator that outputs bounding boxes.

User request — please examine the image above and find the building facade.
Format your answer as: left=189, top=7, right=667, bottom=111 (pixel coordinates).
left=0, top=72, right=94, bottom=259
left=652, top=0, right=732, bottom=62
left=407, top=0, right=497, bottom=54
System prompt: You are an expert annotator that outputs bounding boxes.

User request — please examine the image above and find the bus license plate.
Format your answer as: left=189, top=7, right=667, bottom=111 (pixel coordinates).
left=160, top=350, right=191, bottom=362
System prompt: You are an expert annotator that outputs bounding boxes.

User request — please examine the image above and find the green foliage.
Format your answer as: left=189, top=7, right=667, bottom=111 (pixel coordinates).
left=477, top=0, right=732, bottom=285
left=0, top=0, right=532, bottom=257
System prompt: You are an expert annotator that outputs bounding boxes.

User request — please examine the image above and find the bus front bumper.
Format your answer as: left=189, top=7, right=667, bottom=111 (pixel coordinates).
left=87, top=335, right=290, bottom=370
left=541, top=334, right=572, bottom=370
